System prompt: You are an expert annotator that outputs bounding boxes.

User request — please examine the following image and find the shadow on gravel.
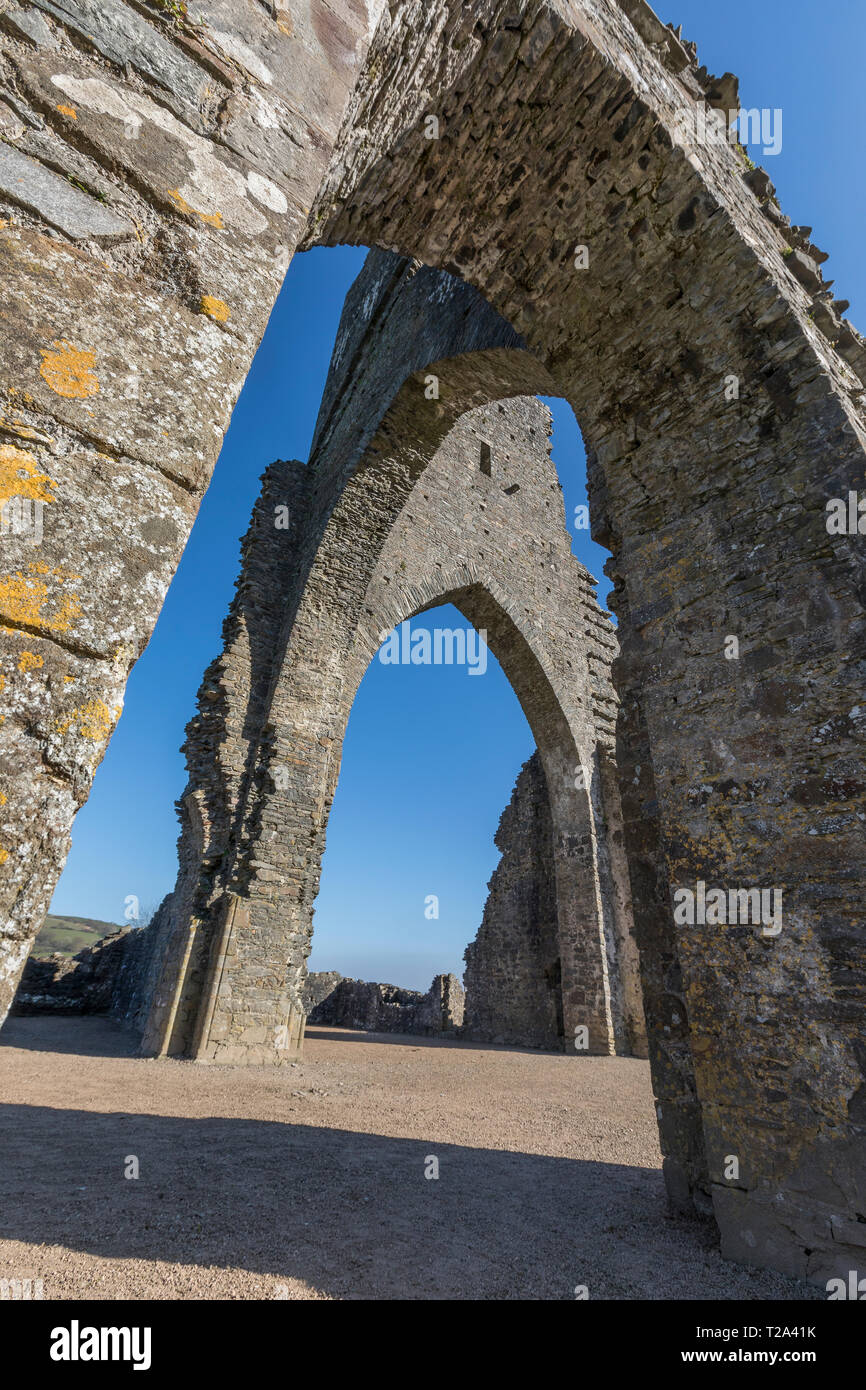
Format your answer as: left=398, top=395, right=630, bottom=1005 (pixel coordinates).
left=0, top=1016, right=138, bottom=1059
left=0, top=1098, right=813, bottom=1301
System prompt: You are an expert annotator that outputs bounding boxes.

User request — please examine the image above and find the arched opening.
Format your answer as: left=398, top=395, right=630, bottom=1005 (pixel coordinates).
left=306, top=380, right=632, bottom=1051
left=306, top=598, right=537, bottom=1009
left=125, top=252, right=668, bottom=1224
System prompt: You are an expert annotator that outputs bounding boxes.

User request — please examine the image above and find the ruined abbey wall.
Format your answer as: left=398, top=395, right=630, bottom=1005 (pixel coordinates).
left=304, top=972, right=465, bottom=1035
left=462, top=749, right=647, bottom=1054
left=139, top=316, right=644, bottom=1064
left=1, top=0, right=864, bottom=1287
left=302, top=0, right=866, bottom=1284
left=463, top=753, right=563, bottom=1049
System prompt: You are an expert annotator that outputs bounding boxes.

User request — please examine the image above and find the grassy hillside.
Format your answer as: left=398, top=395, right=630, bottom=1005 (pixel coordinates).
left=32, top=914, right=123, bottom=958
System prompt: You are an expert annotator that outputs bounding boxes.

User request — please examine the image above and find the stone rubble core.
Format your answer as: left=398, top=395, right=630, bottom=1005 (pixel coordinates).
left=0, top=0, right=862, bottom=1288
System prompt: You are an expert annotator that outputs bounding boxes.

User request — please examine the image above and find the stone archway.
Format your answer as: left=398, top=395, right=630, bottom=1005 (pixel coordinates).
left=141, top=382, right=643, bottom=1067
left=298, top=2, right=866, bottom=1283
left=1, top=0, right=863, bottom=1286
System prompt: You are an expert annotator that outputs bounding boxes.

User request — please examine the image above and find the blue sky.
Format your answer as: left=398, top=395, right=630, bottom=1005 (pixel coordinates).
left=51, top=0, right=865, bottom=989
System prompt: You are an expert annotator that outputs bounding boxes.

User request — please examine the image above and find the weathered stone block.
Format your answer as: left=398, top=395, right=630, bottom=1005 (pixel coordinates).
left=32, top=0, right=213, bottom=118
left=1, top=7, right=57, bottom=49
left=0, top=140, right=132, bottom=241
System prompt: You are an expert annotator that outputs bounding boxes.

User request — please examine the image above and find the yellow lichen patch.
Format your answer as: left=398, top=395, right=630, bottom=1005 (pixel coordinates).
left=0, top=563, right=82, bottom=635
left=54, top=699, right=120, bottom=742
left=200, top=295, right=230, bottom=324
left=39, top=340, right=99, bottom=400
left=63, top=674, right=74, bottom=683
left=18, top=650, right=43, bottom=672
left=167, top=188, right=224, bottom=229
left=56, top=104, right=77, bottom=119
left=0, top=847, right=7, bottom=866
left=0, top=791, right=6, bottom=804
left=0, top=444, right=56, bottom=504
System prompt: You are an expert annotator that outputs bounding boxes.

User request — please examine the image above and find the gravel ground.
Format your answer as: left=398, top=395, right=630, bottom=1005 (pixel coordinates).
left=0, top=1015, right=817, bottom=1301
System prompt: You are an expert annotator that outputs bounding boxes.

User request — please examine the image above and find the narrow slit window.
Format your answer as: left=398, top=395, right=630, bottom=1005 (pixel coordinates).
left=479, top=442, right=492, bottom=476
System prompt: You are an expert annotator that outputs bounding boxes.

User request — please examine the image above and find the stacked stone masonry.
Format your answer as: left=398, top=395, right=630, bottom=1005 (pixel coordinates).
left=12, top=916, right=164, bottom=1029
left=303, top=972, right=465, bottom=1035
left=464, top=752, right=569, bottom=1051
left=0, top=0, right=862, bottom=1289
left=137, top=249, right=645, bottom=1071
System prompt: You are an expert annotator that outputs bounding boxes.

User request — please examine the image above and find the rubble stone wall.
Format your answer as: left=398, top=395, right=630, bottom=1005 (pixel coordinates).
left=463, top=753, right=563, bottom=1049
left=142, top=368, right=640, bottom=1065
left=12, top=915, right=161, bottom=1027
left=304, top=972, right=464, bottom=1035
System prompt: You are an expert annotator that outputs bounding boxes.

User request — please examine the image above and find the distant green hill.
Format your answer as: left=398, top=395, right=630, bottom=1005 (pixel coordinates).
left=33, top=914, right=123, bottom=958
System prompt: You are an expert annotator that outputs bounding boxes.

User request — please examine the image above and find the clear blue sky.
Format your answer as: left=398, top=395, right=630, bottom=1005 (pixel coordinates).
left=51, top=1, right=865, bottom=990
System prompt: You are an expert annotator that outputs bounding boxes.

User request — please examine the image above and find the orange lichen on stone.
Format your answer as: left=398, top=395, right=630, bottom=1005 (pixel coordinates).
left=167, top=189, right=224, bottom=229
left=56, top=104, right=77, bottom=119
left=0, top=444, right=56, bottom=504
left=54, top=698, right=120, bottom=742
left=39, top=341, right=99, bottom=400
left=0, top=848, right=7, bottom=866
left=18, top=651, right=43, bottom=672
left=200, top=295, right=231, bottom=323
left=0, top=563, right=82, bottom=634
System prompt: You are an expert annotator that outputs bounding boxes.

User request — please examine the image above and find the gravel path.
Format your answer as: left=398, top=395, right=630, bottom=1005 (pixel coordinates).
left=0, top=1016, right=816, bottom=1301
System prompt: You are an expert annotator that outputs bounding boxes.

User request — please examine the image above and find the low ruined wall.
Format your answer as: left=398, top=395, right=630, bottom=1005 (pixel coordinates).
left=301, top=970, right=343, bottom=1015
left=12, top=906, right=168, bottom=1030
left=13, top=924, right=136, bottom=1014
left=305, top=972, right=464, bottom=1036
left=12, top=935, right=467, bottom=1044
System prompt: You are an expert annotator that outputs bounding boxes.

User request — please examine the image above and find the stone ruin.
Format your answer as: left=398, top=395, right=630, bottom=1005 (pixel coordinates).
left=0, top=0, right=864, bottom=1288
left=83, top=246, right=641, bottom=1063
left=13, top=936, right=468, bottom=1038
left=303, top=972, right=465, bottom=1036
left=464, top=750, right=645, bottom=1056
left=135, top=263, right=641, bottom=1069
